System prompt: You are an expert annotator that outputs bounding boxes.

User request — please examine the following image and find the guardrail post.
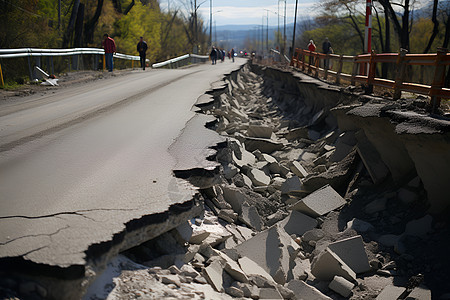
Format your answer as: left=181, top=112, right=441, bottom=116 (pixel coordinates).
left=351, top=56, right=358, bottom=86
left=336, top=54, right=344, bottom=84
left=393, top=48, right=408, bottom=100
left=314, top=53, right=319, bottom=78
left=301, top=50, right=306, bottom=71
left=324, top=53, right=329, bottom=80
left=102, top=54, right=105, bottom=71
left=430, top=47, right=448, bottom=112
left=27, top=56, right=33, bottom=81
left=367, top=50, right=376, bottom=94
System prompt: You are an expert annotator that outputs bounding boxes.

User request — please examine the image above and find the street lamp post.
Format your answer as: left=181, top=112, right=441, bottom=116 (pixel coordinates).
left=210, top=0, right=212, bottom=47
left=291, top=0, right=299, bottom=58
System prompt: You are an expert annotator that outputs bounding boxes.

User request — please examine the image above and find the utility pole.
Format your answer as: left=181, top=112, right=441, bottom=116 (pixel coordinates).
left=364, top=0, right=372, bottom=53
left=283, top=0, right=286, bottom=55
left=209, top=0, right=212, bottom=47
left=58, top=0, right=61, bottom=30
left=291, top=0, right=298, bottom=58
left=278, top=1, right=280, bottom=50
left=266, top=10, right=269, bottom=53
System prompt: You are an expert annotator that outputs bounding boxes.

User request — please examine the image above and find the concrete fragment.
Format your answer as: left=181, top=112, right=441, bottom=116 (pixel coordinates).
left=376, top=285, right=406, bottom=300
left=277, top=285, right=295, bottom=299
left=174, top=222, right=193, bottom=244
left=280, top=176, right=305, bottom=195
left=222, top=186, right=246, bottom=214
left=266, top=210, right=285, bottom=227
left=244, top=137, right=284, bottom=154
left=398, top=188, right=419, bottom=204
left=189, top=230, right=210, bottom=244
left=223, top=164, right=239, bottom=180
left=405, top=215, right=433, bottom=238
left=247, top=168, right=271, bottom=186
left=225, top=286, right=245, bottom=298
left=238, top=256, right=275, bottom=283
left=259, top=287, right=283, bottom=299
left=290, top=257, right=309, bottom=281
left=285, top=127, right=309, bottom=140
left=289, top=184, right=346, bottom=218
left=261, top=153, right=278, bottom=164
left=203, top=260, right=225, bottom=292
left=236, top=225, right=254, bottom=240
left=159, top=275, right=182, bottom=287
left=406, top=285, right=432, bottom=300
left=290, top=161, right=309, bottom=178
left=280, top=210, right=318, bottom=237
left=247, top=125, right=274, bottom=139
left=355, top=130, right=390, bottom=184
left=242, top=174, right=253, bottom=188
left=364, top=197, right=387, bottom=214
left=235, top=224, right=300, bottom=284
left=311, top=248, right=356, bottom=282
left=234, top=282, right=260, bottom=298
left=239, top=204, right=263, bottom=231
left=271, top=177, right=285, bottom=190
left=378, top=234, right=401, bottom=247
left=346, top=218, right=374, bottom=233
left=232, top=148, right=256, bottom=168
left=286, top=280, right=332, bottom=300
left=180, top=264, right=200, bottom=278
left=312, top=165, right=328, bottom=173
left=329, top=275, right=355, bottom=297
left=328, top=235, right=371, bottom=274
left=218, top=209, right=238, bottom=223
left=302, top=228, right=325, bottom=242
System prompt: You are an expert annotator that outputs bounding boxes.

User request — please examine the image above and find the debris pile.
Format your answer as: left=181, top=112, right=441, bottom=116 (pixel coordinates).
left=64, top=64, right=450, bottom=300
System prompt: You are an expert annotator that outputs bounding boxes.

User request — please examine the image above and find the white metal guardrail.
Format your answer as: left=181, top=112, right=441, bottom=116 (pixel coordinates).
left=152, top=54, right=209, bottom=69
left=0, top=47, right=141, bottom=61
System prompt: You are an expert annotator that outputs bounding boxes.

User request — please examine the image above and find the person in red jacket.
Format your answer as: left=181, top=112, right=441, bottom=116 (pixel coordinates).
left=102, top=33, right=116, bottom=72
left=307, top=40, right=316, bottom=67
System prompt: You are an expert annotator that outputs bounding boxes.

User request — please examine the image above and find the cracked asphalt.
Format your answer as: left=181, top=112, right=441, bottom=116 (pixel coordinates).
left=0, top=59, right=246, bottom=268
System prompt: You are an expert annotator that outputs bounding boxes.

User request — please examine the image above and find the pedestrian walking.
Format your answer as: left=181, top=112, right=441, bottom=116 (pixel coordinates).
left=307, top=40, right=316, bottom=66
left=322, top=37, right=332, bottom=69
left=231, top=48, right=235, bottom=62
left=210, top=46, right=217, bottom=65
left=102, top=33, right=116, bottom=72
left=221, top=49, right=226, bottom=62
left=137, top=36, right=148, bottom=70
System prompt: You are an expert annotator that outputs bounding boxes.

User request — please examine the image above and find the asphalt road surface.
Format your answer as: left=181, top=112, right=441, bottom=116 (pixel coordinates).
left=0, top=59, right=246, bottom=268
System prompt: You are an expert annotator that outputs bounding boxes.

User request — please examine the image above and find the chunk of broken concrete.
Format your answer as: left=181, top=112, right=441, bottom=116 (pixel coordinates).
left=259, top=287, right=283, bottom=299
left=376, top=285, right=406, bottom=300
left=225, top=286, right=244, bottom=298
left=281, top=176, right=305, bottom=195
left=302, top=228, right=325, bottom=242
left=247, top=168, right=271, bottom=186
left=289, top=184, right=346, bottom=218
left=235, top=224, right=300, bottom=284
left=280, top=210, right=318, bottom=237
left=238, top=256, right=275, bottom=284
left=189, top=230, right=211, bottom=245
left=286, top=280, right=332, bottom=300
left=311, top=248, right=356, bottom=282
left=222, top=185, right=246, bottom=214
left=346, top=218, right=374, bottom=233
left=364, top=197, right=387, bottom=214
left=290, top=161, right=309, bottom=178
left=328, top=235, right=371, bottom=274
left=218, top=209, right=238, bottom=224
left=203, top=260, right=225, bottom=292
left=247, top=125, right=274, bottom=139
left=405, top=285, right=431, bottom=300
left=329, top=275, right=355, bottom=297
left=244, top=137, right=284, bottom=154
left=239, top=204, right=263, bottom=231
left=404, top=215, right=433, bottom=238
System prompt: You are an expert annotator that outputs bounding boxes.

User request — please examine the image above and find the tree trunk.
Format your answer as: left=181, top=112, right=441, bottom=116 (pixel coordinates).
left=112, top=0, right=122, bottom=14
left=73, top=3, right=84, bottom=48
left=62, top=0, right=80, bottom=48
left=423, top=0, right=439, bottom=53
left=124, top=0, right=135, bottom=15
left=84, top=0, right=104, bottom=46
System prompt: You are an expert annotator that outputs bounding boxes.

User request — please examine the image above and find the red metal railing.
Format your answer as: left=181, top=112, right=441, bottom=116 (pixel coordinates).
left=290, top=48, right=450, bottom=111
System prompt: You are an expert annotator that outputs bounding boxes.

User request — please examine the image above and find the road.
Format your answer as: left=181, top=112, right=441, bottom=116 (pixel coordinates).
left=0, top=59, right=246, bottom=269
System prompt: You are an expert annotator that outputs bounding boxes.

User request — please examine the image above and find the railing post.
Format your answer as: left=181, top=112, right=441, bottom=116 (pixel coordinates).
left=430, top=47, right=448, bottom=112
left=336, top=54, right=344, bottom=84
left=0, top=64, right=4, bottom=88
left=102, top=54, right=105, bottom=71
left=393, top=48, right=408, bottom=100
left=367, top=50, right=376, bottom=94
left=351, top=56, right=358, bottom=86
left=324, top=54, right=329, bottom=80
left=301, top=50, right=306, bottom=71
left=314, top=53, right=319, bottom=78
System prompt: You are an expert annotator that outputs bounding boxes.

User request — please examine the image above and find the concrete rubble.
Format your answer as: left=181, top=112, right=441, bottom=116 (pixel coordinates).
left=12, top=62, right=448, bottom=299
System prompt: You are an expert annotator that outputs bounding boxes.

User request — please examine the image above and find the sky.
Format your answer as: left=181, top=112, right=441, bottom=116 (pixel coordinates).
left=160, top=0, right=321, bottom=27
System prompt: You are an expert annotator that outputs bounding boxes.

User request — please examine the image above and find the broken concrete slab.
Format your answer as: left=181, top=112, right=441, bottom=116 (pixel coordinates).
left=235, top=224, right=300, bottom=284
left=281, top=176, right=305, bottom=195
left=346, top=218, right=374, bottom=233
left=355, top=130, right=390, bottom=184
left=244, top=137, right=284, bottom=154
left=225, top=286, right=244, bottom=298
left=280, top=210, right=318, bottom=237
left=203, top=260, right=225, bottom=292
left=284, top=127, right=309, bottom=141
left=290, top=161, right=309, bottom=178
left=289, top=184, right=346, bottom=218
left=328, top=235, right=371, bottom=274
left=302, top=228, right=325, bottom=242
left=405, top=285, right=432, bottom=300
left=364, top=197, right=387, bottom=214
left=247, top=168, right=271, bottom=186
left=239, top=204, right=263, bottom=231
left=286, top=280, right=332, bottom=300
left=398, top=188, right=419, bottom=205
left=238, top=256, right=275, bottom=284
left=259, top=287, right=283, bottom=299
left=247, top=125, right=274, bottom=139
left=189, top=230, right=211, bottom=244
left=404, top=215, right=433, bottom=238
left=329, top=275, right=355, bottom=297
left=290, top=257, right=309, bottom=281
left=376, top=285, right=406, bottom=300
left=221, top=186, right=246, bottom=214
left=311, top=248, right=357, bottom=282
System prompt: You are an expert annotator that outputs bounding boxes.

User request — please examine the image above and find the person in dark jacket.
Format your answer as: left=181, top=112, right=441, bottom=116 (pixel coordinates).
left=137, top=37, right=148, bottom=70
left=102, top=33, right=116, bottom=72
left=210, top=46, right=217, bottom=65
left=322, top=37, right=332, bottom=69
